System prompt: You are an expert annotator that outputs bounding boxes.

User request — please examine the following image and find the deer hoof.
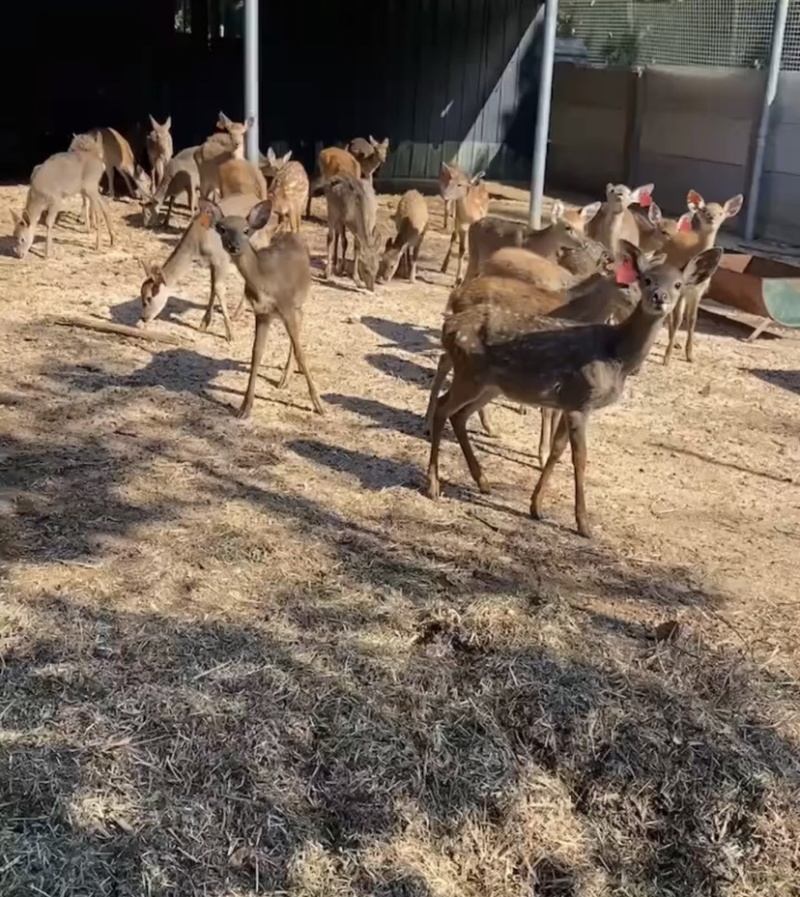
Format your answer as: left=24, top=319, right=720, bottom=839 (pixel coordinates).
left=576, top=520, right=593, bottom=539
left=477, top=476, right=491, bottom=494
left=426, top=476, right=441, bottom=501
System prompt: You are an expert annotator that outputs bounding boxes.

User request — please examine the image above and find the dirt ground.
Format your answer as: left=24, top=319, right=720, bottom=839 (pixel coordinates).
left=1, top=183, right=799, bottom=897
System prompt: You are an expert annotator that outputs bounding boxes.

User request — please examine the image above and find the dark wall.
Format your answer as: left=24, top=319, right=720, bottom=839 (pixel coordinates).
left=0, top=0, right=541, bottom=182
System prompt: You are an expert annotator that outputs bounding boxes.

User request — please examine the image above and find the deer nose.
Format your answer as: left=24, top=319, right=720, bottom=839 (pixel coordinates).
left=654, top=289, right=668, bottom=306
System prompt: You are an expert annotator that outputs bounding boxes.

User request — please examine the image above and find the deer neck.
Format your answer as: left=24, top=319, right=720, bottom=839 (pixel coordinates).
left=24, top=190, right=48, bottom=224
left=160, top=222, right=203, bottom=284
left=228, top=241, right=262, bottom=289
left=613, top=301, right=665, bottom=373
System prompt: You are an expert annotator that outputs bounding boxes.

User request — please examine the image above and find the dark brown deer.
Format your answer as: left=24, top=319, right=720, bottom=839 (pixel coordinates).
left=425, top=240, right=722, bottom=537
left=198, top=199, right=325, bottom=419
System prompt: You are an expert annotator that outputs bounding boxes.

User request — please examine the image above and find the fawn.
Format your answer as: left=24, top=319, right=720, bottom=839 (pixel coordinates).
left=198, top=199, right=325, bottom=419
left=632, top=202, right=693, bottom=254
left=146, top=115, right=174, bottom=192
left=305, top=147, right=361, bottom=218
left=440, top=164, right=490, bottom=285
left=438, top=161, right=466, bottom=232
left=141, top=146, right=200, bottom=228
left=377, top=189, right=429, bottom=283
left=426, top=239, right=722, bottom=537
left=661, top=190, right=743, bottom=365
left=461, top=199, right=603, bottom=284
left=195, top=112, right=253, bottom=199
left=586, top=182, right=654, bottom=254
left=11, top=136, right=114, bottom=259
left=70, top=128, right=144, bottom=201
left=324, top=173, right=381, bottom=291
left=139, top=193, right=267, bottom=341
left=259, top=147, right=293, bottom=183
left=268, top=161, right=309, bottom=234
left=346, top=136, right=390, bottom=186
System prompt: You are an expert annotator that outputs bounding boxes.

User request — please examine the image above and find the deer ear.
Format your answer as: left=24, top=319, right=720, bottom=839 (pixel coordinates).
left=266, top=147, right=276, bottom=164
left=605, top=183, right=615, bottom=197
left=647, top=203, right=662, bottom=225
left=724, top=194, right=744, bottom=218
left=369, top=135, right=378, bottom=147
left=683, top=247, right=723, bottom=286
left=677, top=213, right=693, bottom=233
left=21, top=210, right=31, bottom=226
left=581, top=201, right=601, bottom=224
left=687, top=190, right=705, bottom=212
left=550, top=200, right=564, bottom=222
left=282, top=150, right=292, bottom=164
left=164, top=116, right=171, bottom=130
left=10, top=209, right=21, bottom=226
left=148, top=114, right=158, bottom=130
left=616, top=239, right=647, bottom=278
left=471, top=170, right=486, bottom=183
left=247, top=199, right=273, bottom=231
left=197, top=199, right=223, bottom=229
left=150, top=263, right=165, bottom=284
left=384, top=237, right=393, bottom=252
left=217, top=111, right=231, bottom=130
left=632, top=184, right=654, bottom=207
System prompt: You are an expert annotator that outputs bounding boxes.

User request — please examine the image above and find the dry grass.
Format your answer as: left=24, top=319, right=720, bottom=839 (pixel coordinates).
left=0, top=183, right=799, bottom=897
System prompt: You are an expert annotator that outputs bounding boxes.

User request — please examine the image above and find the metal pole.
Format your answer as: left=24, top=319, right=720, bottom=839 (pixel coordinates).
left=529, top=0, right=559, bottom=228
left=244, top=0, right=260, bottom=163
left=744, top=0, right=789, bottom=242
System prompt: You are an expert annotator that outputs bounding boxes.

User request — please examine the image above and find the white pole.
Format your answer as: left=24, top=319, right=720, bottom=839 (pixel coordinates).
left=529, top=0, right=559, bottom=228
left=244, top=0, right=260, bottom=163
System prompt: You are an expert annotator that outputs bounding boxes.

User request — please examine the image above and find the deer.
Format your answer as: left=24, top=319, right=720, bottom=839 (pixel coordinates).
left=305, top=146, right=361, bottom=218
left=139, top=193, right=267, bottom=341
left=146, top=115, right=174, bottom=192
left=10, top=135, right=115, bottom=259
left=440, top=163, right=490, bottom=285
left=197, top=199, right=325, bottom=420
left=195, top=112, right=253, bottom=199
left=586, top=182, right=655, bottom=255
left=423, top=248, right=644, bottom=455
left=438, top=161, right=466, bottom=233
left=631, top=202, right=693, bottom=254
left=259, top=147, right=294, bottom=183
left=346, top=136, right=390, bottom=186
left=217, top=158, right=268, bottom=200
left=268, top=160, right=309, bottom=234
left=461, top=199, right=603, bottom=284
left=324, top=173, right=381, bottom=291
left=140, top=146, right=201, bottom=228
left=377, top=189, right=429, bottom=283
left=425, top=239, right=723, bottom=538
left=70, top=128, right=145, bottom=201
left=661, top=190, right=743, bottom=365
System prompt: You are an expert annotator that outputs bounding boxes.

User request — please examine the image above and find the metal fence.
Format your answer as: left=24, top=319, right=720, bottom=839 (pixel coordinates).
left=556, top=0, right=800, bottom=71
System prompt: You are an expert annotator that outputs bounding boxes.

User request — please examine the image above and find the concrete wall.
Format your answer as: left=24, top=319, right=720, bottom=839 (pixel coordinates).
left=761, top=72, right=800, bottom=244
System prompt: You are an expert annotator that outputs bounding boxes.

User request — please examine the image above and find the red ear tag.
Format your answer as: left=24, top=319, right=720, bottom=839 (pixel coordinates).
left=638, top=190, right=652, bottom=208
left=615, top=257, right=638, bottom=285
left=677, top=215, right=692, bottom=233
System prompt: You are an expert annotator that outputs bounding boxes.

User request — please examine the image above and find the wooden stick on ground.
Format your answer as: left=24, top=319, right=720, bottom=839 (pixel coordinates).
left=47, top=315, right=189, bottom=345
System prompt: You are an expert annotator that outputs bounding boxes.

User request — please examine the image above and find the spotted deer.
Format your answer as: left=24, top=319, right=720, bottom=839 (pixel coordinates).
left=661, top=190, right=743, bottom=364
left=268, top=161, right=310, bottom=234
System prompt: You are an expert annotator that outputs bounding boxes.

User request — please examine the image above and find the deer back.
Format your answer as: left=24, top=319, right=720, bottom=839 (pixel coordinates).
left=319, top=147, right=361, bottom=180
left=217, top=158, right=268, bottom=200
left=480, top=247, right=567, bottom=293
left=269, top=161, right=310, bottom=209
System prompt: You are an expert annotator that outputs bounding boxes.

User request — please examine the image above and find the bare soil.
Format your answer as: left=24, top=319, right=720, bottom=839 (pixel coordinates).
left=1, top=184, right=799, bottom=897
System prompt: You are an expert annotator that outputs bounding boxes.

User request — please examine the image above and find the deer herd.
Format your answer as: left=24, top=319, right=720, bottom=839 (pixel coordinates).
left=8, top=111, right=745, bottom=538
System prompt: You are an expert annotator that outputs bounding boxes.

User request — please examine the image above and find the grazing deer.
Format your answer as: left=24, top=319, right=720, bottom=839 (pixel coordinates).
left=10, top=136, right=114, bottom=259
left=139, top=193, right=266, bottom=341
left=140, top=146, right=200, bottom=228
left=440, top=164, right=490, bottom=285
left=70, top=128, right=145, bottom=201
left=438, top=161, right=466, bottom=233
left=324, top=173, right=381, bottom=291
left=268, top=161, right=309, bottom=234
left=146, top=115, right=174, bottom=192
left=424, top=251, right=642, bottom=451
left=198, top=199, right=325, bottom=419
left=586, top=182, right=654, bottom=254
left=346, top=136, right=390, bottom=185
left=661, top=190, right=743, bottom=365
left=195, top=112, right=253, bottom=199
left=377, top=189, right=429, bottom=283
left=631, top=202, right=693, bottom=254
left=426, top=241, right=722, bottom=537
left=305, top=146, right=361, bottom=218
left=461, top=199, right=603, bottom=284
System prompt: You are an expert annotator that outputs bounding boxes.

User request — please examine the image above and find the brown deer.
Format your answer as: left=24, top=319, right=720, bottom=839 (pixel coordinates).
left=198, top=199, right=325, bottom=419
left=461, top=199, right=603, bottom=284
left=140, top=146, right=200, bottom=228
left=346, top=136, right=390, bottom=186
left=146, top=115, right=174, bottom=191
left=268, top=161, right=309, bottom=234
left=440, top=164, right=490, bottom=285
left=305, top=146, right=361, bottom=218
left=324, top=173, right=381, bottom=291
left=10, top=136, right=115, bottom=259
left=377, top=189, right=429, bottom=283
left=661, top=190, right=743, bottom=365
left=438, top=161, right=466, bottom=232
left=70, top=128, right=145, bottom=201
left=217, top=158, right=268, bottom=200
left=586, top=182, right=655, bottom=254
left=426, top=239, right=722, bottom=537
left=631, top=202, right=693, bottom=254
left=424, top=251, right=643, bottom=450
left=195, top=112, right=253, bottom=199
left=139, top=193, right=267, bottom=341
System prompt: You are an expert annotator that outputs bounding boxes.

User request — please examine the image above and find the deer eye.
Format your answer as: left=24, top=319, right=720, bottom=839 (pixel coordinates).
left=644, top=277, right=652, bottom=287
left=674, top=282, right=682, bottom=290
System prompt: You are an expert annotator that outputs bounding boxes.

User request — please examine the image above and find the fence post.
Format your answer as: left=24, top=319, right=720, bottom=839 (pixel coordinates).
left=623, top=66, right=645, bottom=186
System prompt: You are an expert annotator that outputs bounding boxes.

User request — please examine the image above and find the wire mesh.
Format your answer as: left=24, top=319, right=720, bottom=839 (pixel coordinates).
left=556, top=0, right=800, bottom=71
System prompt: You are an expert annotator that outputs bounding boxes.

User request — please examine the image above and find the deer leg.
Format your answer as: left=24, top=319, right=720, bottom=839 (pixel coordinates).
left=441, top=229, right=457, bottom=274
left=352, top=237, right=364, bottom=288
left=104, top=164, right=116, bottom=200
left=232, top=289, right=249, bottom=321
left=684, top=285, right=704, bottom=363
left=90, top=191, right=114, bottom=249
left=442, top=198, right=450, bottom=232
left=424, top=353, right=453, bottom=437
left=410, top=237, right=422, bottom=283
left=478, top=406, right=496, bottom=437
left=199, top=267, right=216, bottom=333
left=663, top=294, right=685, bottom=366
left=338, top=230, right=349, bottom=277
left=450, top=401, right=494, bottom=495
left=454, top=229, right=467, bottom=285
left=44, top=201, right=61, bottom=260
left=119, top=167, right=140, bottom=198
left=277, top=340, right=294, bottom=389
left=325, top=227, right=335, bottom=279
left=539, top=409, right=554, bottom=469
left=281, top=304, right=325, bottom=415
left=239, top=312, right=273, bottom=419
left=530, top=412, right=570, bottom=522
